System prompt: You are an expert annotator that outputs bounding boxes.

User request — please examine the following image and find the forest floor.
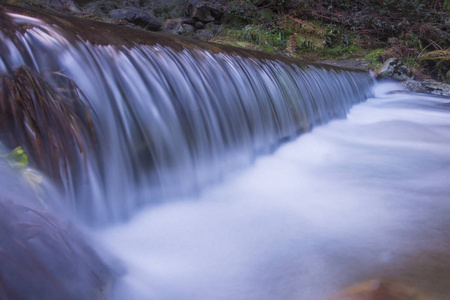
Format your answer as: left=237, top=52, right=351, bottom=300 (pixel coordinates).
left=3, top=0, right=450, bottom=95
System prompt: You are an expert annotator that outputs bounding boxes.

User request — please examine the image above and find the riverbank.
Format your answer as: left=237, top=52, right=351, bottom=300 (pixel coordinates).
left=3, top=0, right=450, bottom=97
left=1, top=3, right=450, bottom=300
left=318, top=57, right=450, bottom=97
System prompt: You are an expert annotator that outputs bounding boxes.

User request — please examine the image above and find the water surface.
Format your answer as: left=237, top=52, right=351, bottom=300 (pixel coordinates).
left=98, top=83, right=450, bottom=300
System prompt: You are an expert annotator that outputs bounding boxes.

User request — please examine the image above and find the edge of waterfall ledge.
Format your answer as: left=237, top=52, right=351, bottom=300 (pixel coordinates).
left=0, top=3, right=370, bottom=75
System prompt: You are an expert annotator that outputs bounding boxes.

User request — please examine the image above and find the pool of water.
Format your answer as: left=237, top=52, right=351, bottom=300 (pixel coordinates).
left=97, top=82, right=450, bottom=300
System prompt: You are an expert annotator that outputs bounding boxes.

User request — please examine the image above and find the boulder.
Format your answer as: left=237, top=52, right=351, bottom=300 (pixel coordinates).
left=403, top=79, right=450, bottom=97
left=109, top=7, right=162, bottom=31
left=182, top=24, right=195, bottom=35
left=18, top=0, right=82, bottom=13
left=0, top=163, right=116, bottom=300
left=420, top=79, right=450, bottom=97
left=161, top=17, right=196, bottom=34
left=51, top=0, right=82, bottom=12
left=187, top=1, right=225, bottom=24
left=403, top=79, right=425, bottom=93
left=82, top=0, right=118, bottom=16
left=195, top=21, right=205, bottom=30
left=377, top=58, right=414, bottom=81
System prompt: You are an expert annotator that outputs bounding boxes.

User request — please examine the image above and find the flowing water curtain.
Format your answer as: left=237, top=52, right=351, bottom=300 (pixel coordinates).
left=0, top=67, right=100, bottom=202
left=0, top=6, right=374, bottom=225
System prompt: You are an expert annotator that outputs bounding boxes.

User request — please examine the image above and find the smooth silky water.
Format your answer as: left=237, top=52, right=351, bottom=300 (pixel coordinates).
left=0, top=10, right=373, bottom=225
left=1, top=7, right=450, bottom=300
left=98, top=83, right=450, bottom=300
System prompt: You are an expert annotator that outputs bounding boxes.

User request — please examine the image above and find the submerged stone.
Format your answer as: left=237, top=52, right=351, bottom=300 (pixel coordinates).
left=330, top=279, right=434, bottom=300
left=0, top=163, right=116, bottom=300
left=377, top=58, right=414, bottom=81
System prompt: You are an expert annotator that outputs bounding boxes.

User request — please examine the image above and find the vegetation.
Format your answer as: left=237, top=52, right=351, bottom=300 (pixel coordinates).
left=0, top=146, right=28, bottom=169
left=216, top=0, right=450, bottom=81
left=3, top=0, right=449, bottom=81
left=0, top=67, right=97, bottom=183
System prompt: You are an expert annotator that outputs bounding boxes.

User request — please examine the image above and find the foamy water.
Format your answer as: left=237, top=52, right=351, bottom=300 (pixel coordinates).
left=97, top=82, right=450, bottom=300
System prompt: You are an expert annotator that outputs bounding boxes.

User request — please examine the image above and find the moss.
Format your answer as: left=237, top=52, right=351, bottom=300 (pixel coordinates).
left=211, top=36, right=262, bottom=51
left=219, top=25, right=287, bottom=54
left=444, top=0, right=450, bottom=10
left=418, top=49, right=450, bottom=81
left=4, top=0, right=58, bottom=13
left=364, top=48, right=388, bottom=69
left=152, top=2, right=187, bottom=22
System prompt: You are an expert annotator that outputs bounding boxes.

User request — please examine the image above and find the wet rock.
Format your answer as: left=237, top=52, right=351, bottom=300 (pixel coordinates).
left=420, top=79, right=450, bottom=97
left=182, top=24, right=195, bottom=36
left=51, top=0, right=82, bottom=12
left=139, top=0, right=189, bottom=21
left=187, top=1, right=225, bottom=24
left=109, top=7, right=162, bottom=30
left=330, top=279, right=435, bottom=300
left=16, top=0, right=82, bottom=13
left=207, top=23, right=223, bottom=35
left=195, top=21, right=204, bottom=30
left=0, top=163, right=116, bottom=300
left=403, top=79, right=425, bottom=93
left=377, top=58, right=414, bottom=81
left=193, top=28, right=213, bottom=41
left=82, top=0, right=121, bottom=15
left=403, top=79, right=450, bottom=97
left=161, top=18, right=184, bottom=34
left=161, top=17, right=195, bottom=34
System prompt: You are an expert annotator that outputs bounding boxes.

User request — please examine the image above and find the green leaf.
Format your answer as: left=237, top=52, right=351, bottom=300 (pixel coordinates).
left=1, top=146, right=29, bottom=168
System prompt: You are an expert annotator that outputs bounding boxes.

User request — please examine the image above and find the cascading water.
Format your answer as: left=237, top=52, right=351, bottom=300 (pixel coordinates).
left=0, top=6, right=373, bottom=224
left=98, top=82, right=450, bottom=300
left=2, top=4, right=450, bottom=300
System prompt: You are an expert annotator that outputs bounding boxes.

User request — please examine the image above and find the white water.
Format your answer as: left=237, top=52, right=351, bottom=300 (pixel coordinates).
left=97, top=83, right=450, bottom=300
left=2, top=8, right=450, bottom=300
left=0, top=11, right=373, bottom=224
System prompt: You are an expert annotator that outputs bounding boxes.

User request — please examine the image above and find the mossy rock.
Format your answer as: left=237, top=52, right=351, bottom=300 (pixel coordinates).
left=0, top=163, right=116, bottom=300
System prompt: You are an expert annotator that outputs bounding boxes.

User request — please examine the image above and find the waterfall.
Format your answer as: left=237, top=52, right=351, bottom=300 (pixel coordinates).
left=0, top=6, right=373, bottom=225
left=3, top=5, right=450, bottom=300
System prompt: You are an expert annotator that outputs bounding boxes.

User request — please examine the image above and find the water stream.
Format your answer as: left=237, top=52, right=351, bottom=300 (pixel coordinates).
left=0, top=9, right=373, bottom=224
left=97, top=83, right=450, bottom=300
left=1, top=6, right=450, bottom=300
